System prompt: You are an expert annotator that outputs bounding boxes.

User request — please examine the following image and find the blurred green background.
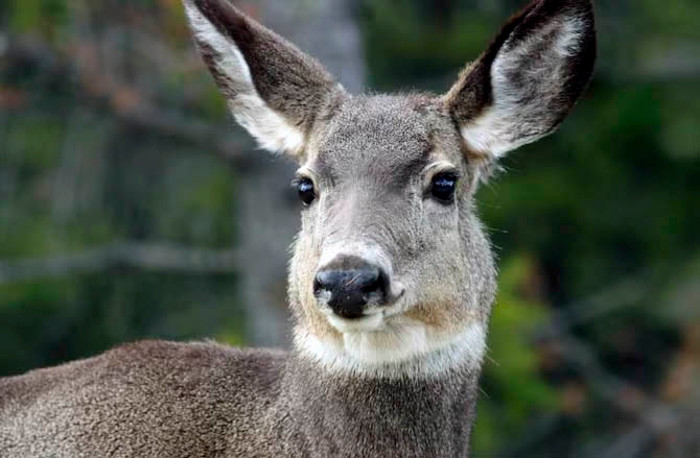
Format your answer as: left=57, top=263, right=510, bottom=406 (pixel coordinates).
left=0, top=0, right=698, bottom=457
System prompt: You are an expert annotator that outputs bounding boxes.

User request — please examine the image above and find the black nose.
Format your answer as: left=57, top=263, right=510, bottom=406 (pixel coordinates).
left=314, top=258, right=388, bottom=319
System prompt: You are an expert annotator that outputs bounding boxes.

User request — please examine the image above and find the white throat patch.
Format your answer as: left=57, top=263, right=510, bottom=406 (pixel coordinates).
left=295, top=319, right=487, bottom=379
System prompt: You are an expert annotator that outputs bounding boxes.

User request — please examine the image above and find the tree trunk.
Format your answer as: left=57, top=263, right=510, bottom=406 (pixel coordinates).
left=235, top=0, right=366, bottom=347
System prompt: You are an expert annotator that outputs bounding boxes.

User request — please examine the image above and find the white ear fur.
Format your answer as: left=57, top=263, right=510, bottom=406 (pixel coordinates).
left=184, top=3, right=306, bottom=155
left=461, top=15, right=589, bottom=158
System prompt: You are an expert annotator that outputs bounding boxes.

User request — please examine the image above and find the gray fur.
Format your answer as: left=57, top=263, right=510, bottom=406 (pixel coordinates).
left=0, top=342, right=478, bottom=457
left=0, top=0, right=596, bottom=456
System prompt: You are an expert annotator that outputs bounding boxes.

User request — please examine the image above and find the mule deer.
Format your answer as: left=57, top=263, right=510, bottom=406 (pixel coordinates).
left=0, top=0, right=596, bottom=456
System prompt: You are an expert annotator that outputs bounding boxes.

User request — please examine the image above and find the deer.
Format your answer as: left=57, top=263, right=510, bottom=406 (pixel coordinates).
left=0, top=0, right=596, bottom=456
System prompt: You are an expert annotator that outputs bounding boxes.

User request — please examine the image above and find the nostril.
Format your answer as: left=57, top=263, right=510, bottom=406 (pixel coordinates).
left=349, top=268, right=380, bottom=292
left=313, top=273, right=326, bottom=296
left=361, top=268, right=387, bottom=296
left=313, top=270, right=340, bottom=296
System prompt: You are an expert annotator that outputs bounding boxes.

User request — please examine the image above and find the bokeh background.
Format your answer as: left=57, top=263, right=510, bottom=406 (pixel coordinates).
left=1, top=0, right=699, bottom=456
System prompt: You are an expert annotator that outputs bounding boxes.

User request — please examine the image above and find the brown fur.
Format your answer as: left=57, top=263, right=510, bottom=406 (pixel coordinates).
left=1, top=341, right=479, bottom=457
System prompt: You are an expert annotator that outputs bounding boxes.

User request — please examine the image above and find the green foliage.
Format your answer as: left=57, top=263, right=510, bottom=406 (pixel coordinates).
left=6, top=0, right=68, bottom=38
left=473, top=254, right=560, bottom=454
left=0, top=272, right=243, bottom=376
left=362, top=0, right=497, bottom=89
left=2, top=113, right=64, bottom=177
left=639, top=0, right=700, bottom=39
left=151, top=156, right=237, bottom=248
left=0, top=0, right=247, bottom=375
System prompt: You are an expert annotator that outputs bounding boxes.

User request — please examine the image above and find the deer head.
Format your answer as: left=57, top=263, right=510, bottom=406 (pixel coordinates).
left=184, top=0, right=596, bottom=376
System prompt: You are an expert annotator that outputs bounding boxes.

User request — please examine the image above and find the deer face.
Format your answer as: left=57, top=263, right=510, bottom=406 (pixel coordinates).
left=184, top=0, right=596, bottom=374
left=288, top=95, right=495, bottom=367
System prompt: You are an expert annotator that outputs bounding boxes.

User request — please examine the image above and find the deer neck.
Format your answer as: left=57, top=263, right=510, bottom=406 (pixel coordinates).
left=270, top=323, right=486, bottom=457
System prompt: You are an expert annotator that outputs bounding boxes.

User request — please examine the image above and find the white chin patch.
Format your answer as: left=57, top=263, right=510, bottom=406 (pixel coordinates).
left=327, top=313, right=385, bottom=333
left=295, top=318, right=487, bottom=379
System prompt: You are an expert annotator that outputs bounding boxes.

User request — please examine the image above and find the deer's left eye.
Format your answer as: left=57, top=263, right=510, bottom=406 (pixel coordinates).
left=296, top=177, right=316, bottom=206
left=430, top=172, right=458, bottom=204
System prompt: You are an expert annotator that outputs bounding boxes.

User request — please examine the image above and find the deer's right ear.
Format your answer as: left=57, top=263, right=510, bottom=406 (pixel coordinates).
left=183, top=0, right=345, bottom=157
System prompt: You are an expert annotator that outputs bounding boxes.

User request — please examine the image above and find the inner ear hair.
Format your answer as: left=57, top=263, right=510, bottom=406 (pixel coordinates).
left=444, top=0, right=596, bottom=159
left=184, top=0, right=344, bottom=157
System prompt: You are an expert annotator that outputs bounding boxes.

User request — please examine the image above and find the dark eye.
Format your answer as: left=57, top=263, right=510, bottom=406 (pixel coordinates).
left=296, top=177, right=316, bottom=206
left=430, top=172, right=458, bottom=204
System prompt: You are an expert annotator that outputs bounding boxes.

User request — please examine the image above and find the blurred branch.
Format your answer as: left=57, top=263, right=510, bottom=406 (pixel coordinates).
left=558, top=334, right=679, bottom=434
left=114, top=104, right=251, bottom=166
left=494, top=414, right=563, bottom=457
left=593, top=424, right=654, bottom=458
left=508, top=265, right=688, bottom=458
left=2, top=36, right=254, bottom=167
left=537, top=274, right=651, bottom=339
left=633, top=42, right=700, bottom=83
left=501, top=330, right=681, bottom=458
left=0, top=243, right=240, bottom=284
left=534, top=258, right=695, bottom=339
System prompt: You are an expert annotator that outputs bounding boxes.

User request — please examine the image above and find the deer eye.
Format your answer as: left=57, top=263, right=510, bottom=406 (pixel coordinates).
left=430, top=172, right=458, bottom=204
left=295, top=177, right=316, bottom=206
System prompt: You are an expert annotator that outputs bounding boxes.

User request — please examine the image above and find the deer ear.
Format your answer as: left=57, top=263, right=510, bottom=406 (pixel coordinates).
left=183, top=0, right=345, bottom=157
left=444, top=0, right=596, bottom=159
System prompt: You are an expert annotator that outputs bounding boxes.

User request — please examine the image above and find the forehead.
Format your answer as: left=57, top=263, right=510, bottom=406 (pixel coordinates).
left=311, top=95, right=458, bottom=180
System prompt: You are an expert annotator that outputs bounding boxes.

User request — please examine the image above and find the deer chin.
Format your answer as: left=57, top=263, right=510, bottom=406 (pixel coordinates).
left=295, top=314, right=487, bottom=379
left=327, top=312, right=385, bottom=333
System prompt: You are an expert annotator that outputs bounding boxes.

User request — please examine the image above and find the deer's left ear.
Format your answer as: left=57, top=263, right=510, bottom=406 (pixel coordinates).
left=444, top=0, right=596, bottom=159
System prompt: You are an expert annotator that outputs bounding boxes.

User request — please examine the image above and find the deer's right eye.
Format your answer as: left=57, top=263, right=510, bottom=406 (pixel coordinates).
left=296, top=178, right=316, bottom=206
left=430, top=172, right=458, bottom=204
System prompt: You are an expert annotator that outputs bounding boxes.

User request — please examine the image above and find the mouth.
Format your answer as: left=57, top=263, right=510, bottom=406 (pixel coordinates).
left=323, top=285, right=407, bottom=333
left=327, top=311, right=385, bottom=333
